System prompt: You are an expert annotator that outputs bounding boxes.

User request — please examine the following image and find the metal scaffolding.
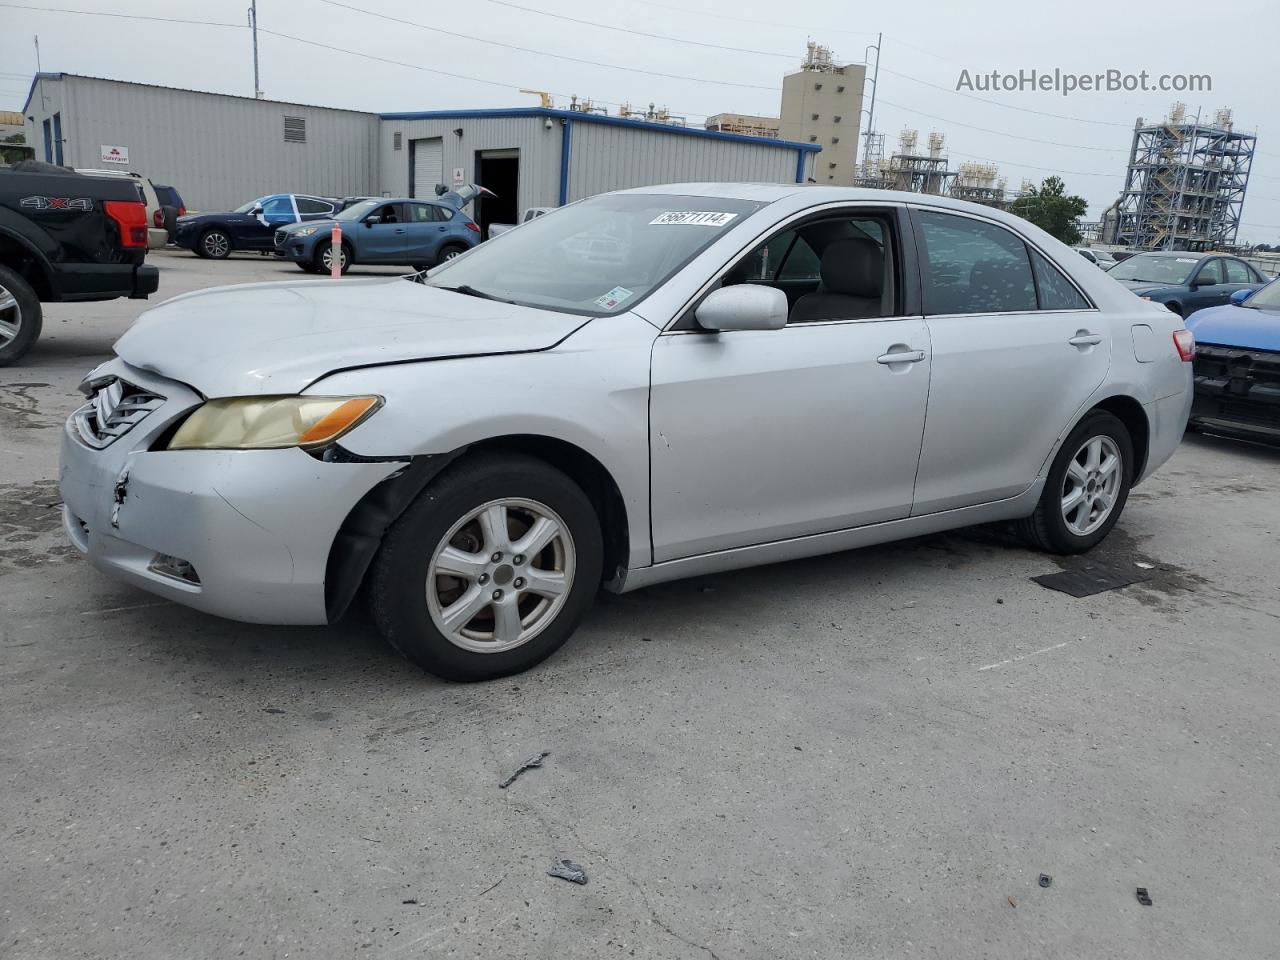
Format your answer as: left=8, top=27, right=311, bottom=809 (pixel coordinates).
left=1113, top=103, right=1256, bottom=251
left=950, top=161, right=1007, bottom=208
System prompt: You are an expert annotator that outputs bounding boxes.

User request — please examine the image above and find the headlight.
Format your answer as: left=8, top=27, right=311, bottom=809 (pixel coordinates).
left=167, top=395, right=381, bottom=450
left=294, top=225, right=319, bottom=237
left=1139, top=296, right=1153, bottom=301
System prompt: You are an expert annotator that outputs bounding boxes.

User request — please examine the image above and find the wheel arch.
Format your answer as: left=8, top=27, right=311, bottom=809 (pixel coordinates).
left=1081, top=394, right=1150, bottom=482
left=0, top=229, right=55, bottom=300
left=323, top=433, right=631, bottom=623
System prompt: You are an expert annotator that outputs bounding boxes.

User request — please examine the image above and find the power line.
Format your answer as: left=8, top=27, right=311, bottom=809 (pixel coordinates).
left=0, top=2, right=242, bottom=28
left=875, top=97, right=1127, bottom=153
left=311, top=0, right=776, bottom=91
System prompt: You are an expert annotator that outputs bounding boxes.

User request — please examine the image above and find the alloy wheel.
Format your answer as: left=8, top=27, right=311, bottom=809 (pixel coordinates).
left=1061, top=435, right=1122, bottom=537
left=321, top=244, right=347, bottom=271
left=0, top=282, right=20, bottom=345
left=425, top=498, right=576, bottom=654
left=203, top=232, right=229, bottom=257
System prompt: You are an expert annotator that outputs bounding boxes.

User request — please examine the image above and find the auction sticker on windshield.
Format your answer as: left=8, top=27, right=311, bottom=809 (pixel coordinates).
left=594, top=286, right=634, bottom=309
left=649, top=211, right=739, bottom=227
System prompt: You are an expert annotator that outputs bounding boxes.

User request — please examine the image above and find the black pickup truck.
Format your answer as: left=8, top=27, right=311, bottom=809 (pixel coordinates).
left=0, top=164, right=159, bottom=365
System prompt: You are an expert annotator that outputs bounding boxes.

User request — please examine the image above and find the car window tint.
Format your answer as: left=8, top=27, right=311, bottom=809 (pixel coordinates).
left=1196, top=259, right=1225, bottom=284
left=917, top=211, right=1036, bottom=314
left=374, top=203, right=403, bottom=224
left=1223, top=259, right=1252, bottom=284
left=778, top=234, right=822, bottom=280
left=432, top=205, right=454, bottom=222
left=407, top=203, right=435, bottom=223
left=296, top=197, right=333, bottom=215
left=1030, top=248, right=1089, bottom=310
left=733, top=230, right=798, bottom=281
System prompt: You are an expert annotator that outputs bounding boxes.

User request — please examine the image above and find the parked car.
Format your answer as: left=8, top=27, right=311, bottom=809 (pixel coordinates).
left=1185, top=279, right=1280, bottom=440
left=275, top=196, right=480, bottom=273
left=152, top=184, right=185, bottom=243
left=173, top=193, right=339, bottom=258
left=1109, top=251, right=1266, bottom=316
left=73, top=168, right=167, bottom=249
left=58, top=184, right=1192, bottom=680
left=1075, top=247, right=1117, bottom=270
left=489, top=206, right=555, bottom=239
left=0, top=165, right=158, bottom=365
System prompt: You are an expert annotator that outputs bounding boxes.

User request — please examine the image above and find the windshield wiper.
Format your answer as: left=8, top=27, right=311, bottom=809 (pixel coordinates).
left=439, top=284, right=514, bottom=304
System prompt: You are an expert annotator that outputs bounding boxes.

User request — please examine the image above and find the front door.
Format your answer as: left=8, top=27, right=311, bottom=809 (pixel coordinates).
left=649, top=208, right=931, bottom=562
left=1186, top=258, right=1228, bottom=312
left=909, top=208, right=1110, bottom=515
left=242, top=195, right=296, bottom=249
left=360, top=203, right=408, bottom=262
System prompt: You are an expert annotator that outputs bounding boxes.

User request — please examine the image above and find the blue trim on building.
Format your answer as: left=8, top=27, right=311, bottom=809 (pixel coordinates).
left=559, top=118, right=572, bottom=206
left=795, top=149, right=806, bottom=183
left=378, top=107, right=823, bottom=153
left=22, top=72, right=63, bottom=116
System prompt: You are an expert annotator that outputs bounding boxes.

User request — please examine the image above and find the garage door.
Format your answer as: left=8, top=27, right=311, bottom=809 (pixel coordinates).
left=412, top=138, right=443, bottom=198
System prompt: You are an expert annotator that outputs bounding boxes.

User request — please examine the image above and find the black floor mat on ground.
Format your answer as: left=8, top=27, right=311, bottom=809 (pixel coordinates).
left=1031, top=562, right=1154, bottom=598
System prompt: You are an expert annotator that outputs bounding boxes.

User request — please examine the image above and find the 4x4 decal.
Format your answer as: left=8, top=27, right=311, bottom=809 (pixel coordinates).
left=20, top=196, right=94, bottom=211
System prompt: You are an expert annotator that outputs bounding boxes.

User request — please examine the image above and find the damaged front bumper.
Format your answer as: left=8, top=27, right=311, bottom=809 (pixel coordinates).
left=1191, top=343, right=1280, bottom=440
left=57, top=359, right=402, bottom=624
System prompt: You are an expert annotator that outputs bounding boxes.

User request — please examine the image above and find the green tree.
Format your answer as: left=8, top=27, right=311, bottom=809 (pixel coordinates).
left=1008, top=176, right=1088, bottom=246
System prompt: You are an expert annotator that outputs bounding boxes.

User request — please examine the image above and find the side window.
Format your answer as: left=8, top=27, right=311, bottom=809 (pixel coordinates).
left=916, top=210, right=1037, bottom=315
left=1195, top=259, right=1225, bottom=284
left=1030, top=249, right=1090, bottom=310
left=373, top=203, right=403, bottom=224
left=260, top=196, right=293, bottom=217
left=296, top=197, right=333, bottom=215
left=433, top=205, right=454, bottom=222
left=1223, top=259, right=1252, bottom=284
left=406, top=203, right=434, bottom=223
left=778, top=235, right=821, bottom=280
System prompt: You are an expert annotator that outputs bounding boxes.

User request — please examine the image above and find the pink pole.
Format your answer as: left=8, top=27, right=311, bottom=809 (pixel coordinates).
left=330, top=223, right=342, bottom=279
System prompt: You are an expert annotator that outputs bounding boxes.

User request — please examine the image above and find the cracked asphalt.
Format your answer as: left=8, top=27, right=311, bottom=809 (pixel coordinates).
left=3, top=252, right=1279, bottom=959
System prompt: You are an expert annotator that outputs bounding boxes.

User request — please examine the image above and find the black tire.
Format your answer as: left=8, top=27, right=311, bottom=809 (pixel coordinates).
left=436, top=243, right=467, bottom=265
left=1018, top=411, right=1134, bottom=554
left=0, top=265, right=43, bottom=367
left=296, top=261, right=319, bottom=273
left=369, top=453, right=604, bottom=682
left=315, top=241, right=351, bottom=274
left=198, top=229, right=232, bottom=259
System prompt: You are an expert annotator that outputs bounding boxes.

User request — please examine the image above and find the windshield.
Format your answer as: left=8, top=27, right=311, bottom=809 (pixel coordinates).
left=1244, top=277, right=1280, bottom=309
left=233, top=198, right=266, bottom=214
left=424, top=193, right=766, bottom=316
left=1109, top=254, right=1198, bottom=284
left=334, top=199, right=380, bottom=221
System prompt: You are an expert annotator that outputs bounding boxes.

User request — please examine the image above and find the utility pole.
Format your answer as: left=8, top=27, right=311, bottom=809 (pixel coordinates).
left=248, top=1, right=262, bottom=99
left=861, top=32, right=881, bottom=175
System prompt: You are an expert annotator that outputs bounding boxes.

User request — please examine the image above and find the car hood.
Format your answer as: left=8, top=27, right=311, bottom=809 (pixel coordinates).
left=277, top=219, right=337, bottom=236
left=1186, top=303, right=1280, bottom=351
left=115, top=278, right=592, bottom=397
left=1113, top=279, right=1178, bottom=296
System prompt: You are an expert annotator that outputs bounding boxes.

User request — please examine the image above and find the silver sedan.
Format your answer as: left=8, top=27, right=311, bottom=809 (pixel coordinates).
left=59, top=184, right=1193, bottom=680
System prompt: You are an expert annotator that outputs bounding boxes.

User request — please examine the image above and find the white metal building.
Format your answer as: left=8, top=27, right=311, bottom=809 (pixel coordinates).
left=22, top=74, right=379, bottom=209
left=22, top=75, right=821, bottom=224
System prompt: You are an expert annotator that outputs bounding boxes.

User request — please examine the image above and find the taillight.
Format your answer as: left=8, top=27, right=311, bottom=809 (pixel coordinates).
left=465, top=221, right=480, bottom=233
left=177, top=207, right=185, bottom=217
left=104, top=200, right=148, bottom=248
left=1173, top=328, right=1195, bottom=362
left=153, top=209, right=164, bottom=228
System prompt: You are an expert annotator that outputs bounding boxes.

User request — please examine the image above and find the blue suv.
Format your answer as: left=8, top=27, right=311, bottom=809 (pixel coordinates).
left=275, top=197, right=480, bottom=274
left=173, top=194, right=339, bottom=259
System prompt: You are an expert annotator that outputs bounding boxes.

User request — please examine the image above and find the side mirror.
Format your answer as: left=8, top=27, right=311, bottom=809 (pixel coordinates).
left=1194, top=276, right=1217, bottom=287
left=251, top=206, right=264, bottom=216
left=1230, top=288, right=1253, bottom=305
left=364, top=215, right=381, bottom=226
left=695, top=284, right=788, bottom=332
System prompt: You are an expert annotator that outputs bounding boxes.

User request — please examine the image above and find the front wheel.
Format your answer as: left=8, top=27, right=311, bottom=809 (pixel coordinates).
left=296, top=261, right=319, bottom=273
left=316, top=241, right=350, bottom=274
left=369, top=454, right=603, bottom=681
left=199, top=229, right=232, bottom=259
left=0, top=265, right=43, bottom=367
left=1018, top=411, right=1133, bottom=553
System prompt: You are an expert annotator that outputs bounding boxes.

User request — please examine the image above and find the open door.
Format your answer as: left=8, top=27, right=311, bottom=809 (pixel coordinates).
left=475, top=149, right=519, bottom=239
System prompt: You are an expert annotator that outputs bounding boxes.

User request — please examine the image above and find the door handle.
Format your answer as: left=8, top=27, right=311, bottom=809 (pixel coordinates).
left=1068, top=333, right=1103, bottom=347
left=395, top=228, right=407, bottom=234
left=876, top=349, right=926, bottom=365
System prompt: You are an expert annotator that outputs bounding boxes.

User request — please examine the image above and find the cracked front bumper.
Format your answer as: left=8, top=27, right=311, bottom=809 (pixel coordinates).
left=57, top=360, right=401, bottom=625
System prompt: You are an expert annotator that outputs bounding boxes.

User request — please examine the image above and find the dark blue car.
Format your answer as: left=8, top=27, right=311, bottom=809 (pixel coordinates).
left=173, top=193, right=339, bottom=259
left=275, top=196, right=480, bottom=274
left=1185, top=278, right=1280, bottom=441
left=1109, top=251, right=1266, bottom=318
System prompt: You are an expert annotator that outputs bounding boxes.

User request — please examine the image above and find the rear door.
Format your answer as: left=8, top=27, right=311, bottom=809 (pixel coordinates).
left=910, top=208, right=1108, bottom=514
left=1222, top=258, right=1261, bottom=302
left=403, top=202, right=449, bottom=263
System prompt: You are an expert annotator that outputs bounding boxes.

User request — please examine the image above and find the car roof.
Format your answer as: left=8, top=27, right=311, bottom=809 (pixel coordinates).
left=1128, top=250, right=1212, bottom=259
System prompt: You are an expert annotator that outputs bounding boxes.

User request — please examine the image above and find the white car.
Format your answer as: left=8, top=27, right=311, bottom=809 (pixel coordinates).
left=1076, top=247, right=1119, bottom=270
left=59, top=184, right=1193, bottom=680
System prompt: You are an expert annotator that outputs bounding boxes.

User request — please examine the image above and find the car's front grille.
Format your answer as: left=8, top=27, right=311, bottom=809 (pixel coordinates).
left=72, top=377, right=166, bottom=449
left=274, top=229, right=287, bottom=249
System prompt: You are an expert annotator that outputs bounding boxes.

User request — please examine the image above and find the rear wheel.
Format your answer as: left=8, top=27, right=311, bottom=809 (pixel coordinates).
left=370, top=454, right=603, bottom=681
left=436, top=243, right=467, bottom=264
left=1018, top=411, right=1133, bottom=554
left=198, top=229, right=231, bottom=259
left=0, top=265, right=42, bottom=367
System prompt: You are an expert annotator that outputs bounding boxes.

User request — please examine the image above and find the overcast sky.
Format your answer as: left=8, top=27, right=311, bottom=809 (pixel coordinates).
left=2, top=0, right=1277, bottom=241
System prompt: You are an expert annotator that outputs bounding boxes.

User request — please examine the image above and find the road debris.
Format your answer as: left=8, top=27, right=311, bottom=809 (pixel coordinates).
left=547, top=859, right=588, bottom=885
left=402, top=898, right=418, bottom=905
left=499, top=750, right=550, bottom=789
left=1032, top=561, right=1153, bottom=598
left=263, top=707, right=286, bottom=714
left=1039, top=874, right=1052, bottom=888
left=1007, top=895, right=1017, bottom=908
left=1136, top=887, right=1152, bottom=906
left=1135, top=561, right=1156, bottom=570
